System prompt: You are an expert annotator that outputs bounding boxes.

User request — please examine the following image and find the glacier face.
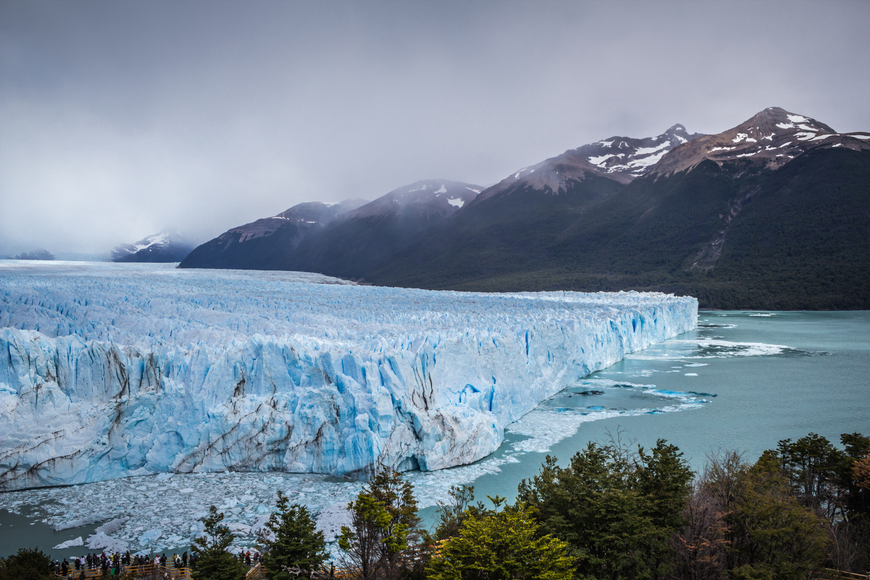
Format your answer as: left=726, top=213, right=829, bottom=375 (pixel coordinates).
left=0, top=262, right=697, bottom=491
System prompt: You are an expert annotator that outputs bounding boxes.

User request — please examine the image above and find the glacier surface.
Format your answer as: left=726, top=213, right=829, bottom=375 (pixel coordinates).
left=0, top=261, right=697, bottom=491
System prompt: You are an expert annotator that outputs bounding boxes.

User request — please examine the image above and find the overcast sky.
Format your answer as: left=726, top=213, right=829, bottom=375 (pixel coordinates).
left=1, top=0, right=868, bottom=256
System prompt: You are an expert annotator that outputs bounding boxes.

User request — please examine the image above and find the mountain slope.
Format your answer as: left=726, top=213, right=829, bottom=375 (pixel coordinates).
left=179, top=199, right=366, bottom=270
left=290, top=180, right=482, bottom=279
left=370, top=109, right=870, bottom=309
left=112, top=232, right=196, bottom=263
left=180, top=180, right=480, bottom=277
left=652, top=107, right=870, bottom=176
left=473, top=124, right=698, bottom=206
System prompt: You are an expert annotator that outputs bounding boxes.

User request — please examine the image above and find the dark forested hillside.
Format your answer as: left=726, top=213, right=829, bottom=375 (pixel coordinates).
left=179, top=108, right=870, bottom=310
left=370, top=148, right=870, bottom=310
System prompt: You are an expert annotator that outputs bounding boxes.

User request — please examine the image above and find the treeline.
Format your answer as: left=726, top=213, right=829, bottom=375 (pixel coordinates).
left=3, top=432, right=867, bottom=580
left=333, top=431, right=868, bottom=580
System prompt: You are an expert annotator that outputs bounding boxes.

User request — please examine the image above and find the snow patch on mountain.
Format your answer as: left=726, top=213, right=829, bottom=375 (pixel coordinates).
left=111, top=232, right=196, bottom=263
left=650, top=107, right=870, bottom=176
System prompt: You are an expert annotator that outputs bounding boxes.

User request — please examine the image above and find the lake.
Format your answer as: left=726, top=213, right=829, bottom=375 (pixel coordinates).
left=1, top=310, right=867, bottom=559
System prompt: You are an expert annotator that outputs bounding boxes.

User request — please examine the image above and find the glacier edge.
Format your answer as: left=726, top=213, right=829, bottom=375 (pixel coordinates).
left=0, top=264, right=697, bottom=491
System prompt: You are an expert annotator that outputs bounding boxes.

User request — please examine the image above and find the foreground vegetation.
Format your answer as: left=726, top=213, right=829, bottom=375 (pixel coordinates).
left=3, top=432, right=867, bottom=580
left=335, top=431, right=868, bottom=580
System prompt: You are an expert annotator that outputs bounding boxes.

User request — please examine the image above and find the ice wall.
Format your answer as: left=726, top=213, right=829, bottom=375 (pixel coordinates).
left=0, top=262, right=697, bottom=490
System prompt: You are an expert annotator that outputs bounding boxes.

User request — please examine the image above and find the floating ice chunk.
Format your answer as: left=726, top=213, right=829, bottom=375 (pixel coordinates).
left=87, top=532, right=129, bottom=553
left=316, top=503, right=352, bottom=543
left=53, top=514, right=110, bottom=531
left=226, top=522, right=252, bottom=536
left=95, top=517, right=128, bottom=535
left=684, top=373, right=698, bottom=377
left=53, top=537, right=83, bottom=550
left=139, top=529, right=162, bottom=544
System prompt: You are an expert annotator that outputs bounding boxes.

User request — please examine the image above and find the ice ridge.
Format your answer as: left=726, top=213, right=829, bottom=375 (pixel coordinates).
left=0, top=262, right=697, bottom=490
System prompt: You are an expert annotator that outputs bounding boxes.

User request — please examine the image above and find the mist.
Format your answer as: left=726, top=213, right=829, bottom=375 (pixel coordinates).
left=2, top=0, right=868, bottom=255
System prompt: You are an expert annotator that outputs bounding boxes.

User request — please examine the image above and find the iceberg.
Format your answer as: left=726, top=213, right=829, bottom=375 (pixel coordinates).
left=53, top=537, right=83, bottom=550
left=0, top=262, right=696, bottom=491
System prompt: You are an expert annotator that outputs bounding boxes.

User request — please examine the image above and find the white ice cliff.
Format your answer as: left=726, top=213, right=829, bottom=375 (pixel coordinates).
left=0, top=262, right=697, bottom=491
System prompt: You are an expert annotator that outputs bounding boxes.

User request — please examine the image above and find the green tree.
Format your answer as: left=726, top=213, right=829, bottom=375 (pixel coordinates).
left=673, top=450, right=745, bottom=580
left=0, top=548, right=52, bottom=580
left=338, top=467, right=421, bottom=580
left=769, top=432, right=870, bottom=571
left=434, top=485, right=483, bottom=541
left=258, top=491, right=328, bottom=580
left=839, top=433, right=870, bottom=519
left=725, top=452, right=830, bottom=580
left=426, top=497, right=574, bottom=580
left=775, top=433, right=843, bottom=520
left=191, top=505, right=247, bottom=580
left=517, top=437, right=692, bottom=580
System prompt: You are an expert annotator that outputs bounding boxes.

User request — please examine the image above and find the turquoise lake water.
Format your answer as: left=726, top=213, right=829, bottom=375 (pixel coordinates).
left=2, top=310, right=868, bottom=558
left=458, top=310, right=870, bottom=508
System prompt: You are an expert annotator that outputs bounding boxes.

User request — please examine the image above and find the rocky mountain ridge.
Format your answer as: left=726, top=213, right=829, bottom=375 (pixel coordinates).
left=180, top=107, right=870, bottom=309
left=112, top=232, right=196, bottom=263
left=473, top=124, right=699, bottom=205
left=651, top=107, right=870, bottom=176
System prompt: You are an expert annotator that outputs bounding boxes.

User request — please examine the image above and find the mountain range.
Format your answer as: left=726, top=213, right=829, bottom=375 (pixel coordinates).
left=112, top=232, right=197, bottom=263
left=179, top=107, right=870, bottom=309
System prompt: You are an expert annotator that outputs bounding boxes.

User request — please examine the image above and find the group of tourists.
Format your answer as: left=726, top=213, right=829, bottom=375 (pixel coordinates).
left=238, top=549, right=261, bottom=567
left=50, top=550, right=197, bottom=578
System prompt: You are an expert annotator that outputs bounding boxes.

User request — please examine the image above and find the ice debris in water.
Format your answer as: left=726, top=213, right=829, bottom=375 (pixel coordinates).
left=0, top=262, right=697, bottom=491
left=1, top=375, right=707, bottom=557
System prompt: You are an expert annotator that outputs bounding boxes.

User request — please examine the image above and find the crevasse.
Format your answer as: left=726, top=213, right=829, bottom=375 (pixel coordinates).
left=0, top=263, right=697, bottom=491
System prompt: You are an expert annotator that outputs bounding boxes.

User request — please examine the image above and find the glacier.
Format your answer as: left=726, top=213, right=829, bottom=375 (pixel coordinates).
left=0, top=261, right=697, bottom=491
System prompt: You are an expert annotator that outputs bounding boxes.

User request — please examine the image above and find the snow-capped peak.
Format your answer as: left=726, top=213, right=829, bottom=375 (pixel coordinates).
left=571, top=124, right=701, bottom=180
left=111, top=232, right=196, bottom=263
left=345, top=180, right=483, bottom=219
left=650, top=107, right=870, bottom=176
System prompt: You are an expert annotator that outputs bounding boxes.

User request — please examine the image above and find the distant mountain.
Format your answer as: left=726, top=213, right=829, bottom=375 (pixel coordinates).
left=13, top=249, right=54, bottom=260
left=180, top=180, right=481, bottom=276
left=179, top=108, right=870, bottom=309
left=473, top=124, right=698, bottom=206
left=651, top=107, right=870, bottom=175
left=179, top=199, right=367, bottom=270
left=112, top=233, right=196, bottom=263
left=288, top=180, right=482, bottom=279
left=370, top=108, right=870, bottom=309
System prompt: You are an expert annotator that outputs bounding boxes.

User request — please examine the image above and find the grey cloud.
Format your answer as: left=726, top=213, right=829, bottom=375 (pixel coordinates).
left=1, top=0, right=868, bottom=255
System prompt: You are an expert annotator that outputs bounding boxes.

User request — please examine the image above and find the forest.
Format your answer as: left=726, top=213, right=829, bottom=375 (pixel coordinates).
left=2, top=431, right=868, bottom=580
